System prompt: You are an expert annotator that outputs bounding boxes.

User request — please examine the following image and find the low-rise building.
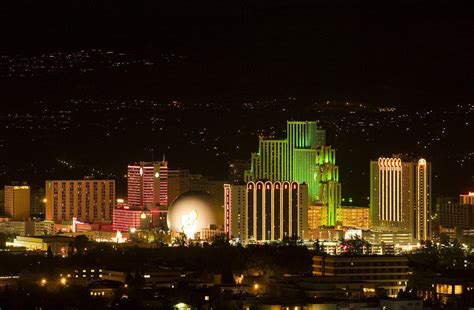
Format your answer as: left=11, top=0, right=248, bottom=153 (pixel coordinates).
left=0, top=220, right=55, bottom=236
left=112, top=207, right=152, bottom=232
left=89, top=280, right=123, bottom=299
left=313, top=255, right=409, bottom=297
left=7, top=235, right=73, bottom=256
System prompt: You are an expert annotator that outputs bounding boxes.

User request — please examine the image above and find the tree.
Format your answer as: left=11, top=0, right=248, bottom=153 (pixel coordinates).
left=46, top=246, right=53, bottom=258
left=211, top=235, right=229, bottom=247
left=173, top=233, right=187, bottom=247
left=0, top=233, right=7, bottom=248
left=74, top=235, right=89, bottom=255
left=282, top=235, right=299, bottom=246
left=314, top=239, right=324, bottom=255
left=340, top=236, right=371, bottom=255
left=439, top=238, right=465, bottom=269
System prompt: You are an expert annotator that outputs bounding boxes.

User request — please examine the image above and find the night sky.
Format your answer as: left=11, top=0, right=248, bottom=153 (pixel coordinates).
left=2, top=1, right=473, bottom=107
left=0, top=0, right=472, bottom=200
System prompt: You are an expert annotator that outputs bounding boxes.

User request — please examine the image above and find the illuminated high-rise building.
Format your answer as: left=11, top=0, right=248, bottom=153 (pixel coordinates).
left=370, top=157, right=432, bottom=241
left=336, top=206, right=370, bottom=229
left=127, top=161, right=168, bottom=208
left=438, top=193, right=474, bottom=236
left=45, top=180, right=115, bottom=223
left=224, top=181, right=308, bottom=243
left=415, top=159, right=431, bottom=241
left=244, top=121, right=341, bottom=226
left=460, top=192, right=474, bottom=205
left=4, top=185, right=30, bottom=221
left=308, top=205, right=326, bottom=230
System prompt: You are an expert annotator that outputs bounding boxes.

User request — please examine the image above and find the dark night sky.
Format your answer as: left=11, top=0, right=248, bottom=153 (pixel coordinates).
left=1, top=0, right=473, bottom=109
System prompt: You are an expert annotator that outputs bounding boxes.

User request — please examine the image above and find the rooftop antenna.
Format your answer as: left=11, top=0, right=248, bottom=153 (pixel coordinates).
left=162, top=153, right=165, bottom=162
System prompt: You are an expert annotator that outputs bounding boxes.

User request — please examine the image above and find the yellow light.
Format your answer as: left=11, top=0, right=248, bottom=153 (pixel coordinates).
left=124, top=284, right=128, bottom=288
left=117, top=198, right=124, bottom=203
left=60, top=278, right=67, bottom=285
left=41, top=278, right=47, bottom=285
left=42, top=198, right=47, bottom=203
left=254, top=283, right=259, bottom=290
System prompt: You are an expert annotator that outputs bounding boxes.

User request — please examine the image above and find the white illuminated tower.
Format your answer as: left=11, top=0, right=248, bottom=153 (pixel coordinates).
left=370, top=156, right=431, bottom=241
left=416, top=159, right=431, bottom=241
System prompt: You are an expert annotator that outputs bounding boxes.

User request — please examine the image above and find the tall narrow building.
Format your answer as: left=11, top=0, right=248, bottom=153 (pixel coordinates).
left=4, top=185, right=30, bottom=221
left=416, top=159, right=431, bottom=241
left=244, top=121, right=341, bottom=226
left=370, top=157, right=431, bottom=241
left=127, top=161, right=168, bottom=208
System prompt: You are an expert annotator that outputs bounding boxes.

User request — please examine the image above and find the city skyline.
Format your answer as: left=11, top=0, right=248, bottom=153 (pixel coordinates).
left=1, top=2, right=472, bottom=205
left=0, top=2, right=473, bottom=309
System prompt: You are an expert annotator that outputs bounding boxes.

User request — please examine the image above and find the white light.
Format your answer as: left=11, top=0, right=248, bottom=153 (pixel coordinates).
left=181, top=209, right=199, bottom=238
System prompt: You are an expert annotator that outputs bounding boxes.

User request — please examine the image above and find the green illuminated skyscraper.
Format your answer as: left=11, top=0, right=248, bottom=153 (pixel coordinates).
left=244, top=121, right=341, bottom=226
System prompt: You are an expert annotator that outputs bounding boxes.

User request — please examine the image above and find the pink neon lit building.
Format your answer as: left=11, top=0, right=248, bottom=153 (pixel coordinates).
left=127, top=161, right=168, bottom=208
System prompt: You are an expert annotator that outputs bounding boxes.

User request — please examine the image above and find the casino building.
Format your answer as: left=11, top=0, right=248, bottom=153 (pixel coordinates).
left=370, top=156, right=432, bottom=241
left=243, top=121, right=342, bottom=227
left=224, top=181, right=308, bottom=244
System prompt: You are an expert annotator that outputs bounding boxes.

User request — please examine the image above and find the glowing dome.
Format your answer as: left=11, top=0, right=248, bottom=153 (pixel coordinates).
left=167, top=191, right=223, bottom=238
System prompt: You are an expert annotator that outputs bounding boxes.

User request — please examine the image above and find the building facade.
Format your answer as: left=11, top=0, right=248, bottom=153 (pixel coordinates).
left=308, top=205, right=326, bottom=230
left=188, top=175, right=225, bottom=208
left=244, top=121, right=341, bottom=226
left=167, top=169, right=190, bottom=205
left=460, top=192, right=474, bottom=205
left=439, top=193, right=474, bottom=234
left=224, top=181, right=308, bottom=243
left=4, top=185, right=30, bottom=221
left=30, top=188, right=46, bottom=217
left=127, top=161, right=168, bottom=208
left=336, top=207, right=370, bottom=229
left=112, top=208, right=151, bottom=232
left=0, top=220, right=54, bottom=236
left=312, top=255, right=410, bottom=297
left=370, top=157, right=432, bottom=241
left=45, top=180, right=115, bottom=224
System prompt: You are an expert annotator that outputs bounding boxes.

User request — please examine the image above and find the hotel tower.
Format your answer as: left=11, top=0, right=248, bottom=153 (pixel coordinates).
left=244, top=121, right=341, bottom=226
left=370, top=157, right=432, bottom=241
